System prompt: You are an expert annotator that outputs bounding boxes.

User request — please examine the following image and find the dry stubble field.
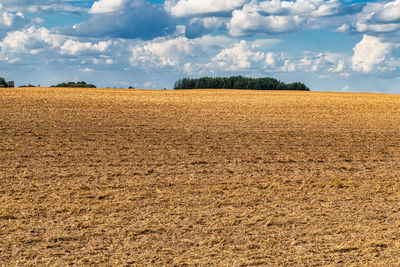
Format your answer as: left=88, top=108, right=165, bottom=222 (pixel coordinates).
left=1, top=87, right=400, bottom=266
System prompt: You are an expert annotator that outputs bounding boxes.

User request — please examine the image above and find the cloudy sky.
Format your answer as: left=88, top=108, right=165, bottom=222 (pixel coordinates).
left=0, top=0, right=399, bottom=93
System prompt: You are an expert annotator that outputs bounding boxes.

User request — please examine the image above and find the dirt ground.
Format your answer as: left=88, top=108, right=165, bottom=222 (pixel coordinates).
left=1, top=87, right=400, bottom=266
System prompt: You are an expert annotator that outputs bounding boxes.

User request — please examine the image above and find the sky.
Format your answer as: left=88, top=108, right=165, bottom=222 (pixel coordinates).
left=0, top=0, right=400, bottom=93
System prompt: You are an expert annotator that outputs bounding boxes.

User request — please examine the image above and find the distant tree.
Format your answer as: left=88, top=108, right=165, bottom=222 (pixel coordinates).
left=51, top=81, right=96, bottom=88
left=286, top=82, right=309, bottom=91
left=0, top=77, right=14, bottom=88
left=0, top=77, right=7, bottom=87
left=19, top=84, right=36, bottom=88
left=7, top=81, right=14, bottom=88
left=174, top=76, right=310, bottom=91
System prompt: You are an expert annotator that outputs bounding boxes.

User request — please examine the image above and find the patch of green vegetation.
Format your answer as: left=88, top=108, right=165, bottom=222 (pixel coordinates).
left=174, top=76, right=310, bottom=91
left=0, top=77, right=14, bottom=88
left=51, top=81, right=96, bottom=88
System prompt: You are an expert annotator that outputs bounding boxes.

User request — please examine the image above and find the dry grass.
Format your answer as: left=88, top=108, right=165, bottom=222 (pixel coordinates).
left=1, top=87, right=400, bottom=266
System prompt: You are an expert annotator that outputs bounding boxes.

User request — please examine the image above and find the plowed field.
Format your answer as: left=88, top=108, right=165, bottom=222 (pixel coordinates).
left=1, top=87, right=400, bottom=265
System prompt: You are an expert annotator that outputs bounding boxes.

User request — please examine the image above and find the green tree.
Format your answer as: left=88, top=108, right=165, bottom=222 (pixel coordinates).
left=0, top=77, right=14, bottom=88
left=7, top=81, right=14, bottom=88
left=0, top=77, right=7, bottom=87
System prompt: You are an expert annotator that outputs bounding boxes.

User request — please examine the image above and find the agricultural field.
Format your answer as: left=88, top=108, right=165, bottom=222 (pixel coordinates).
left=1, top=87, right=400, bottom=265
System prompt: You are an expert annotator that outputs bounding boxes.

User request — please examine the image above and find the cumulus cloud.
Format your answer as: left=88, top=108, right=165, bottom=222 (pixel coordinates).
left=298, top=52, right=347, bottom=73
left=0, top=26, right=66, bottom=65
left=89, top=0, right=127, bottom=14
left=352, top=35, right=392, bottom=72
left=258, top=0, right=342, bottom=16
left=0, top=26, right=62, bottom=54
left=334, top=23, right=350, bottom=33
left=162, top=0, right=365, bottom=38
left=0, top=25, right=121, bottom=71
left=0, top=6, right=31, bottom=37
left=129, top=35, right=233, bottom=72
left=60, top=39, right=111, bottom=55
left=350, top=0, right=400, bottom=34
left=165, top=0, right=246, bottom=17
left=226, top=0, right=357, bottom=36
left=131, top=36, right=197, bottom=69
left=228, top=4, right=304, bottom=36
left=66, top=0, right=174, bottom=40
left=355, top=22, right=400, bottom=33
left=0, top=0, right=87, bottom=15
left=128, top=33, right=363, bottom=77
left=374, top=0, right=400, bottom=23
left=185, top=17, right=227, bottom=38
left=211, top=40, right=280, bottom=70
left=130, top=35, right=285, bottom=74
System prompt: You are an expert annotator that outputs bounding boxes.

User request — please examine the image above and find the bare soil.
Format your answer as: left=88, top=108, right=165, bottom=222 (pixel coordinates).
left=1, top=87, right=400, bottom=266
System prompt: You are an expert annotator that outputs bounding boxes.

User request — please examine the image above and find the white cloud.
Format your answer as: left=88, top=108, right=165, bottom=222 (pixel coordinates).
left=376, top=0, right=400, bottom=22
left=130, top=36, right=197, bottom=69
left=228, top=3, right=304, bottom=36
left=224, top=0, right=365, bottom=36
left=291, top=51, right=350, bottom=74
left=351, top=0, right=400, bottom=34
left=311, top=0, right=341, bottom=17
left=1, top=12, right=13, bottom=27
left=130, top=35, right=283, bottom=74
left=331, top=60, right=345, bottom=72
left=79, top=67, right=94, bottom=72
left=0, top=26, right=62, bottom=55
left=89, top=0, right=127, bottom=14
left=0, top=7, right=29, bottom=33
left=128, top=34, right=359, bottom=77
left=352, top=35, right=392, bottom=72
left=227, top=0, right=343, bottom=36
left=341, top=85, right=350, bottom=92
left=130, top=35, right=236, bottom=73
left=281, top=59, right=296, bottom=72
left=334, top=23, right=349, bottom=33
left=356, top=22, right=400, bottom=33
left=258, top=0, right=341, bottom=16
left=165, top=0, right=246, bottom=17
left=213, top=41, right=258, bottom=70
left=0, top=26, right=121, bottom=70
left=211, top=40, right=277, bottom=70
left=60, top=39, right=111, bottom=55
left=67, top=0, right=174, bottom=40
left=184, top=16, right=227, bottom=38
left=0, top=1, right=86, bottom=14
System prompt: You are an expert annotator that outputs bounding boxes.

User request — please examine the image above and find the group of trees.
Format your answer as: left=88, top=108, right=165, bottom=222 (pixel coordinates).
left=174, top=76, right=310, bottom=91
left=51, top=81, right=96, bottom=88
left=1, top=77, right=99, bottom=88
left=0, top=77, right=14, bottom=88
left=2, top=75, right=310, bottom=91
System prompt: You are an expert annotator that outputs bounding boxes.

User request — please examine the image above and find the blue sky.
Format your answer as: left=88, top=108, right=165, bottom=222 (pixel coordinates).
left=0, top=0, right=399, bottom=93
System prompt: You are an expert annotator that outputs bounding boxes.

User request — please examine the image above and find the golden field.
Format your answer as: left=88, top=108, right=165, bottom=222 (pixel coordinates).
left=1, top=87, right=400, bottom=265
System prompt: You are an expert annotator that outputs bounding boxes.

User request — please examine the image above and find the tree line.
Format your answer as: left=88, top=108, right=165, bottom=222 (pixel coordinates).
left=51, top=81, right=96, bottom=88
left=0, top=77, right=98, bottom=88
left=174, top=76, right=310, bottom=91
left=2, top=75, right=310, bottom=91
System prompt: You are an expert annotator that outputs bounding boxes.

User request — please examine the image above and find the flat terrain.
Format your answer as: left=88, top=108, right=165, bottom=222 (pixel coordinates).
left=1, top=87, right=400, bottom=266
